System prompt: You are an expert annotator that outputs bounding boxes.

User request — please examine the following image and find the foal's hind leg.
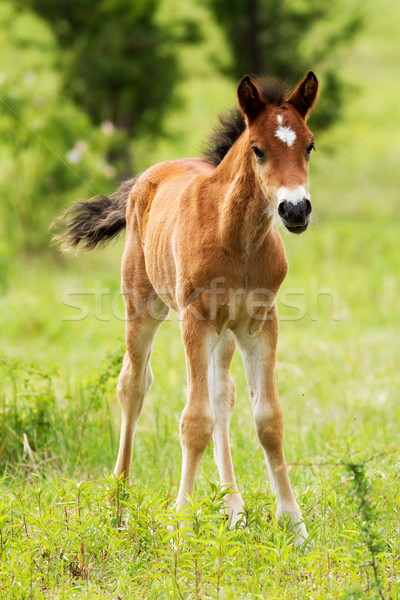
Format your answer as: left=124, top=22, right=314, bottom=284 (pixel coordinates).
left=235, top=308, right=308, bottom=545
left=209, top=331, right=244, bottom=525
left=114, top=293, right=168, bottom=481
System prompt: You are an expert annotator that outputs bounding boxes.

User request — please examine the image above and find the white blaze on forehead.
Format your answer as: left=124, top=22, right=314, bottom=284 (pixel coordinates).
left=276, top=186, right=309, bottom=206
left=275, top=114, right=296, bottom=148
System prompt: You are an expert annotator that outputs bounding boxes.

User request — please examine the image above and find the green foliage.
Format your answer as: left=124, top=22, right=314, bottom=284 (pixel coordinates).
left=0, top=2, right=118, bottom=260
left=344, top=461, right=388, bottom=600
left=0, top=0, right=200, bottom=261
left=0, top=391, right=398, bottom=599
left=0, top=354, right=57, bottom=469
left=206, top=0, right=363, bottom=129
left=22, top=0, right=199, bottom=148
left=0, top=348, right=123, bottom=475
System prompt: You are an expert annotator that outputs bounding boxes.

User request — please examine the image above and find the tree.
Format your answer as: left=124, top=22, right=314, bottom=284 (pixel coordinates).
left=206, top=0, right=362, bottom=130
left=21, top=0, right=199, bottom=172
left=0, top=1, right=117, bottom=265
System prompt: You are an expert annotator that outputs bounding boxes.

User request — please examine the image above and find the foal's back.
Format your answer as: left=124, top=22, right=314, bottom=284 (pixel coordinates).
left=126, top=157, right=222, bottom=310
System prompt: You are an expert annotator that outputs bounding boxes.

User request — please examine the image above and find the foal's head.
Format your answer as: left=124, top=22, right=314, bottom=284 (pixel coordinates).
left=238, top=72, right=319, bottom=234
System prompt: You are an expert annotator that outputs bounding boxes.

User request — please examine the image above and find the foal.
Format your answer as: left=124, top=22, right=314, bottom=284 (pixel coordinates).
left=55, top=71, right=319, bottom=545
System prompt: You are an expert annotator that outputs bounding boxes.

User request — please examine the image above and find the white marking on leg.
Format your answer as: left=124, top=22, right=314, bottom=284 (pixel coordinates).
left=275, top=114, right=296, bottom=147
left=276, top=186, right=309, bottom=206
left=208, top=335, right=244, bottom=525
left=234, top=327, right=308, bottom=545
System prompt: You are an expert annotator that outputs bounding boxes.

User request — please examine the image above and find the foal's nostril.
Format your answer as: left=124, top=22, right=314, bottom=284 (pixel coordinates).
left=304, top=199, right=312, bottom=216
left=278, top=201, right=288, bottom=219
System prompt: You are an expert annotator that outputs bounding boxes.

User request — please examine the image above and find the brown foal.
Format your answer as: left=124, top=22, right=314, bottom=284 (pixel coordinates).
left=54, top=71, right=319, bottom=545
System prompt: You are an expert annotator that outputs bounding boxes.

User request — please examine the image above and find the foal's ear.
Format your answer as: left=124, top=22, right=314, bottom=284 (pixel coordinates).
left=237, top=75, right=265, bottom=121
left=288, top=71, right=319, bottom=120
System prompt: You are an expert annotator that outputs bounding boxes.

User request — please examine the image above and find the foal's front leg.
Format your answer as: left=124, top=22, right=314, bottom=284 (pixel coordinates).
left=236, top=309, right=308, bottom=545
left=209, top=331, right=244, bottom=524
left=176, top=312, right=215, bottom=513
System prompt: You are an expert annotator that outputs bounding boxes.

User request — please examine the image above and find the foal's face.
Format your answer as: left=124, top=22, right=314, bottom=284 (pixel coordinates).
left=250, top=105, right=315, bottom=233
left=238, top=72, right=319, bottom=234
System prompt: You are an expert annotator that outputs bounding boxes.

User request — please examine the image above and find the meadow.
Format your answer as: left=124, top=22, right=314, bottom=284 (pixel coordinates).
left=1, top=0, right=400, bottom=597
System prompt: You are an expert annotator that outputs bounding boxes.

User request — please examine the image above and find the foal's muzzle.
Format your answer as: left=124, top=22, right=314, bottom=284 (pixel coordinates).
left=278, top=198, right=312, bottom=234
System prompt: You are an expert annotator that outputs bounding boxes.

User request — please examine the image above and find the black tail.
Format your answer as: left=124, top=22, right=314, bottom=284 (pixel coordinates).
left=51, top=178, right=136, bottom=253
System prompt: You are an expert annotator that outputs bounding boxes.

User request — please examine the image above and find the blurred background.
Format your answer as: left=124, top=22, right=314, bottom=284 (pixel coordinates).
left=0, top=0, right=399, bottom=473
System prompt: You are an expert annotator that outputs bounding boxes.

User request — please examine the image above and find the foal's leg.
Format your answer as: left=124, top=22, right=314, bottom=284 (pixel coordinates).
left=235, top=308, right=308, bottom=545
left=176, top=312, right=215, bottom=512
left=114, top=296, right=168, bottom=480
left=209, top=331, right=244, bottom=524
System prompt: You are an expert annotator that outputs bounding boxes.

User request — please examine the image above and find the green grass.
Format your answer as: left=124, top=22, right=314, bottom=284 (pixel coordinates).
left=1, top=220, right=399, bottom=598
left=0, top=463, right=397, bottom=599
left=1, top=0, right=400, bottom=596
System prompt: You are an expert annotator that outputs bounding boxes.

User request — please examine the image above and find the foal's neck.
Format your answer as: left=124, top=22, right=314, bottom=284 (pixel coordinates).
left=211, top=134, right=274, bottom=256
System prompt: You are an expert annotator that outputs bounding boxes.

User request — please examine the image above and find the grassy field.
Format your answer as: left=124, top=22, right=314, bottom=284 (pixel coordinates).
left=1, top=0, right=400, bottom=597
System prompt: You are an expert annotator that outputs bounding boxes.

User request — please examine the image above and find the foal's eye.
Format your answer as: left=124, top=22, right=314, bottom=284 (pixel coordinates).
left=306, top=142, right=315, bottom=157
left=251, top=146, right=265, bottom=161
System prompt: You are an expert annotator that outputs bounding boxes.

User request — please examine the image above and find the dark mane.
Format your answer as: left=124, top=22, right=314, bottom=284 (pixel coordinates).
left=202, top=76, right=288, bottom=167
left=202, top=108, right=246, bottom=168
left=256, top=76, right=288, bottom=107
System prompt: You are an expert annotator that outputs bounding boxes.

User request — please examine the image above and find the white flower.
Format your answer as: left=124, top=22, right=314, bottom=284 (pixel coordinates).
left=101, top=120, right=116, bottom=136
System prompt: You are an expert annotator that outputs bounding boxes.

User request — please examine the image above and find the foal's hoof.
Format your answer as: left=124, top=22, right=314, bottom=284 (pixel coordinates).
left=226, top=509, right=246, bottom=529
left=277, top=505, right=308, bottom=547
left=291, top=521, right=309, bottom=547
